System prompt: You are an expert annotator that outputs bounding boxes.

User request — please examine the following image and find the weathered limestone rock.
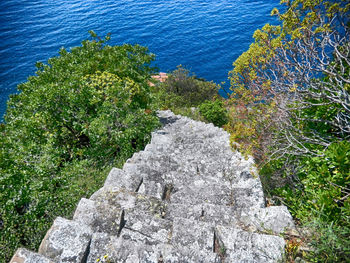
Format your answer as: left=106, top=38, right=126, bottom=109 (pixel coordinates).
left=9, top=248, right=53, bottom=263
left=103, top=167, right=133, bottom=190
left=38, top=217, right=92, bottom=262
left=87, top=233, right=220, bottom=263
left=73, top=198, right=99, bottom=227
left=165, top=203, right=239, bottom=225
left=171, top=217, right=214, bottom=252
left=90, top=187, right=167, bottom=218
left=215, top=225, right=285, bottom=263
left=239, top=206, right=296, bottom=235
left=10, top=110, right=296, bottom=263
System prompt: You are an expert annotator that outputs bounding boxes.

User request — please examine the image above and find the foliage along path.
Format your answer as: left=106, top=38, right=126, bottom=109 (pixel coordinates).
left=10, top=111, right=296, bottom=263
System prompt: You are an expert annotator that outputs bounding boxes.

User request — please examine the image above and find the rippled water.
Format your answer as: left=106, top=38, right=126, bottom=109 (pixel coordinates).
left=0, top=0, right=279, bottom=119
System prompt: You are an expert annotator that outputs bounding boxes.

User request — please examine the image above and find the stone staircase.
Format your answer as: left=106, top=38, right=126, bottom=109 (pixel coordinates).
left=10, top=110, right=296, bottom=263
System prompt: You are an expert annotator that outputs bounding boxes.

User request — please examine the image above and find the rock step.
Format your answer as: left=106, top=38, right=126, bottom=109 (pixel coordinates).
left=76, top=183, right=294, bottom=235
left=73, top=194, right=170, bottom=238
left=171, top=217, right=286, bottom=263
left=34, top=215, right=286, bottom=263
left=86, top=232, right=220, bottom=263
left=10, top=110, right=296, bottom=263
left=78, top=181, right=294, bottom=233
left=215, top=224, right=285, bottom=263
left=38, top=217, right=92, bottom=263
left=105, top=166, right=265, bottom=209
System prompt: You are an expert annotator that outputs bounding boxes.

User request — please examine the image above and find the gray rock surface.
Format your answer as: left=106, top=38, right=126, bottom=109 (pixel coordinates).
left=9, top=248, right=53, bottom=263
left=216, top=225, right=286, bottom=262
left=38, top=217, right=92, bottom=262
left=10, top=110, right=295, bottom=262
left=239, top=206, right=296, bottom=235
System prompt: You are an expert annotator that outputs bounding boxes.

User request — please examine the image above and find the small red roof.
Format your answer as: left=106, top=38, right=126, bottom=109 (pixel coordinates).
left=149, top=72, right=168, bottom=86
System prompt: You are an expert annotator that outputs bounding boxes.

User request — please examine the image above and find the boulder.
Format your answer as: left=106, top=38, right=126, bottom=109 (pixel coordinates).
left=38, top=217, right=92, bottom=263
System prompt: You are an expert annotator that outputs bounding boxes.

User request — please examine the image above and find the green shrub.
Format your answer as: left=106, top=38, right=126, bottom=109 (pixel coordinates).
left=224, top=101, right=278, bottom=162
left=199, top=99, right=228, bottom=127
left=264, top=141, right=350, bottom=261
left=305, top=219, right=350, bottom=262
left=276, top=141, right=350, bottom=224
left=225, top=1, right=349, bottom=261
left=0, top=32, right=159, bottom=261
left=152, top=65, right=219, bottom=109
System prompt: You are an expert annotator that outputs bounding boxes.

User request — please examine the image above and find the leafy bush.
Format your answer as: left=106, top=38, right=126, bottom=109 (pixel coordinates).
left=153, top=65, right=219, bottom=109
left=267, top=141, right=350, bottom=262
left=0, top=32, right=159, bottom=261
left=228, top=0, right=349, bottom=160
left=276, top=141, right=350, bottom=224
left=226, top=0, right=350, bottom=261
left=305, top=219, right=350, bottom=262
left=199, top=99, right=228, bottom=127
left=224, top=101, right=278, bottom=162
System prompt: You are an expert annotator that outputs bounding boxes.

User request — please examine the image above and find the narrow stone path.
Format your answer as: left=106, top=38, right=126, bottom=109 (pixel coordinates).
left=10, top=111, right=295, bottom=263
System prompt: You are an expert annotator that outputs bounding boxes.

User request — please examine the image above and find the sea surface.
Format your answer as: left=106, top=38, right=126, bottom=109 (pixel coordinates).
left=0, top=0, right=280, bottom=120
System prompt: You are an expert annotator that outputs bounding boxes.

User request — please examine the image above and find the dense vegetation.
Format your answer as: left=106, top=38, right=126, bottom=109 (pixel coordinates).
left=0, top=32, right=160, bottom=262
left=151, top=65, right=228, bottom=127
left=1, top=1, right=349, bottom=262
left=227, top=0, right=350, bottom=261
left=0, top=32, right=225, bottom=261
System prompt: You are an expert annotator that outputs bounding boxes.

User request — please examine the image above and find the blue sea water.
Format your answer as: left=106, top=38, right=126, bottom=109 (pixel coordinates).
left=0, top=0, right=280, bottom=120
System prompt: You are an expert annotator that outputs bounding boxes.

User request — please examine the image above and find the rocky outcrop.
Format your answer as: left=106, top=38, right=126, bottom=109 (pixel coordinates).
left=10, top=110, right=296, bottom=263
